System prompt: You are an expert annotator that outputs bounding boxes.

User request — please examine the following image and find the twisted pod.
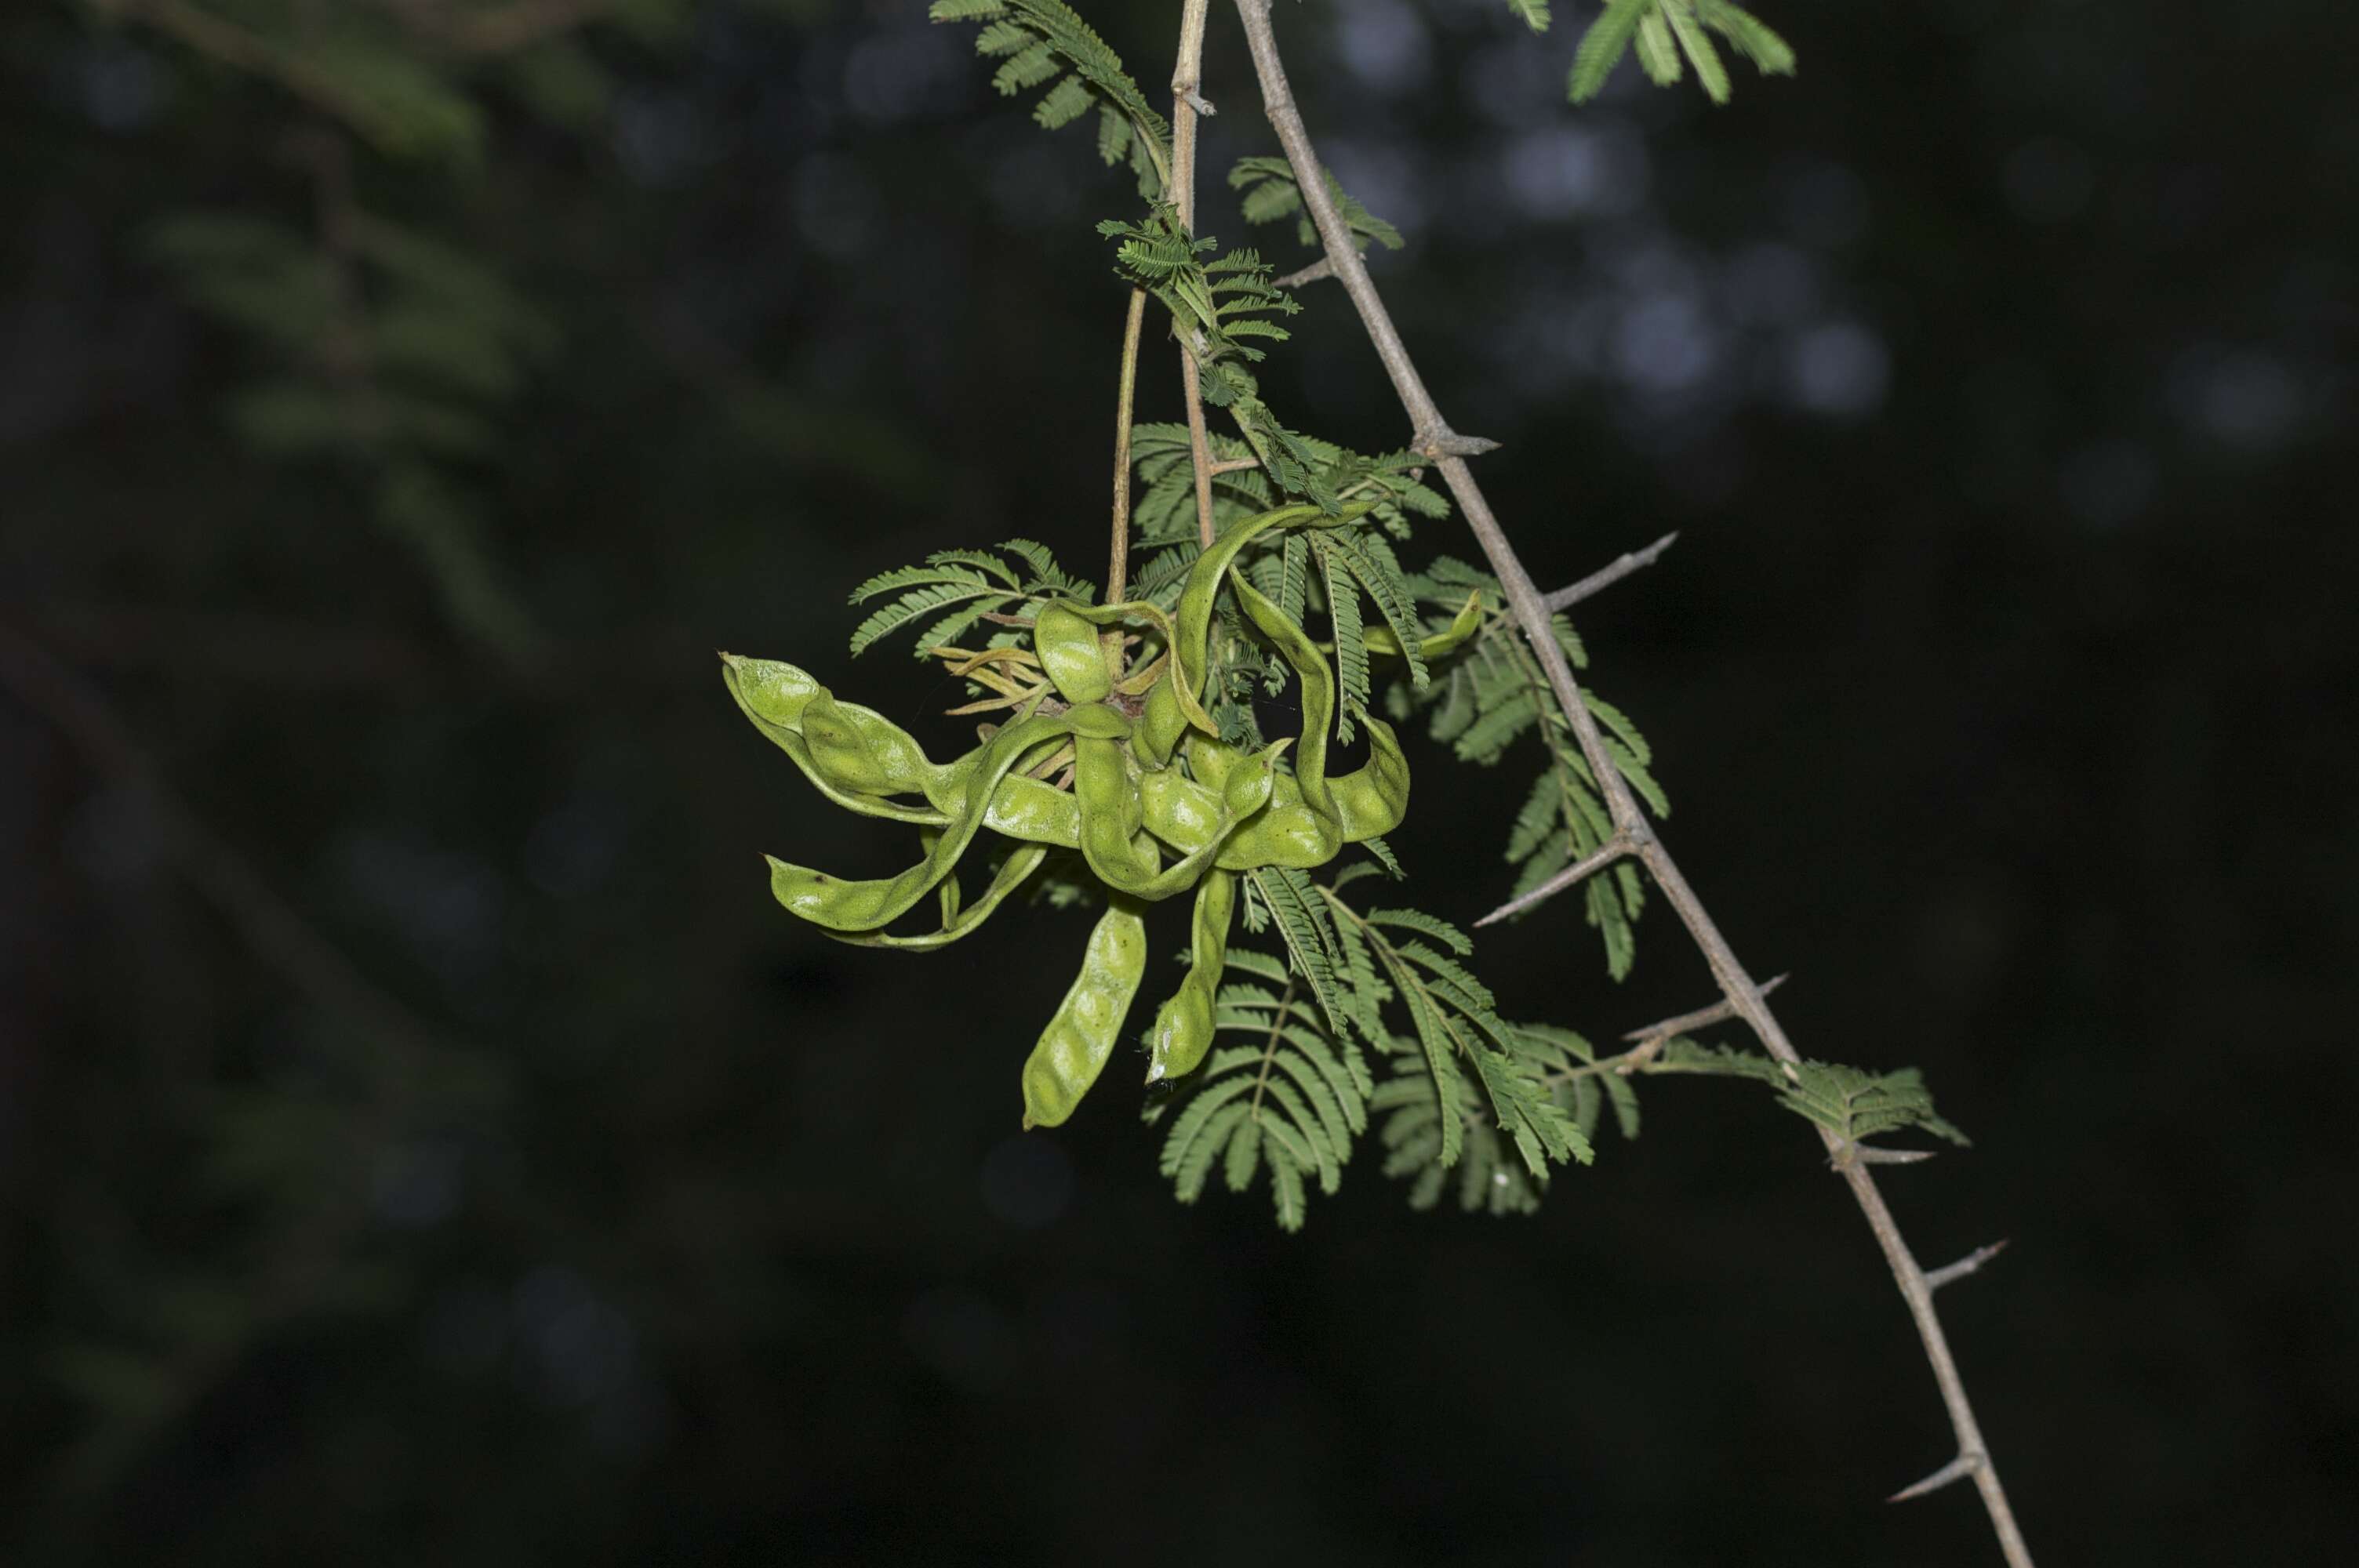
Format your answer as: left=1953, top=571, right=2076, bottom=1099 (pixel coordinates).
left=722, top=503, right=1478, bottom=1127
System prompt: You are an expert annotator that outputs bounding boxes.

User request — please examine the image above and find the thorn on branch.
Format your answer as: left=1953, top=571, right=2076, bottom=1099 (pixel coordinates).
left=1206, top=455, right=1261, bottom=476
left=1621, top=973, right=1790, bottom=1044
left=1276, top=258, right=1335, bottom=289
left=1888, top=1451, right=1984, bottom=1503
left=1544, top=532, right=1681, bottom=612
left=1473, top=835, right=1633, bottom=927
left=1926, top=1240, right=2011, bottom=1291
left=1180, top=88, right=1216, bottom=116
left=1413, top=427, right=1500, bottom=460
left=1230, top=5, right=2037, bottom=1559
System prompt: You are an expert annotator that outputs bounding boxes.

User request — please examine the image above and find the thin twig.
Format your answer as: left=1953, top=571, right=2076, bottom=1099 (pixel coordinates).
left=1276, top=256, right=1335, bottom=289
left=1171, top=0, right=1219, bottom=549
left=1890, top=1452, right=1983, bottom=1502
left=1925, top=1241, right=2010, bottom=1291
left=1544, top=531, right=1681, bottom=612
left=1623, top=973, right=1790, bottom=1043
left=1229, top=6, right=2033, bottom=1563
left=1107, top=288, right=1149, bottom=606
left=1474, top=835, right=1633, bottom=927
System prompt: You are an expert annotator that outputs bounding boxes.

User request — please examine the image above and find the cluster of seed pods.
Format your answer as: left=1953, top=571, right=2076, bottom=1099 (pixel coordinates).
left=722, top=503, right=1474, bottom=1128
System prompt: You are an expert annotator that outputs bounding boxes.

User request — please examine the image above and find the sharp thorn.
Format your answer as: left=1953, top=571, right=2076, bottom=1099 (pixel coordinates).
left=1926, top=1240, right=2011, bottom=1290
left=1419, top=431, right=1500, bottom=459
left=1888, top=1453, right=1982, bottom=1502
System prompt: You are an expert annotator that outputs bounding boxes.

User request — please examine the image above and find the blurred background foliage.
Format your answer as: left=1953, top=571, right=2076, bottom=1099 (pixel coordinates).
left=1, top=0, right=2353, bottom=1562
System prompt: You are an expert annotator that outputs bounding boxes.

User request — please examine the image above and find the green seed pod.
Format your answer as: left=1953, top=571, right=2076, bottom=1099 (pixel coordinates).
left=768, top=710, right=1081, bottom=931
left=976, top=775, right=1082, bottom=849
left=1233, top=576, right=1336, bottom=819
left=1137, top=500, right=1371, bottom=764
left=1325, top=710, right=1411, bottom=841
left=1346, top=588, right=1485, bottom=661
left=722, top=654, right=949, bottom=826
left=1021, top=898, right=1150, bottom=1128
left=1034, top=601, right=1111, bottom=706
left=834, top=844, right=1049, bottom=951
left=1145, top=868, right=1236, bottom=1083
left=1078, top=731, right=1286, bottom=902
left=801, top=688, right=936, bottom=797
left=1056, top=599, right=1215, bottom=737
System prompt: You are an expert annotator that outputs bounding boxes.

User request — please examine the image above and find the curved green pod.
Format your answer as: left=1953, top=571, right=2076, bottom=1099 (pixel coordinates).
left=1073, top=731, right=1149, bottom=884
left=1034, top=602, right=1112, bottom=705
left=728, top=497, right=1430, bottom=1131
left=767, top=709, right=1082, bottom=931
left=1056, top=598, right=1216, bottom=737
left=831, top=844, right=1049, bottom=950
left=974, top=775, right=1081, bottom=849
left=1324, top=710, right=1411, bottom=841
left=1077, top=730, right=1287, bottom=901
left=801, top=688, right=939, bottom=798
left=1138, top=500, right=1371, bottom=764
left=1144, top=868, right=1237, bottom=1084
left=1332, top=588, right=1485, bottom=661
left=1233, top=577, right=1336, bottom=819
left=1136, top=729, right=1409, bottom=873
left=722, top=654, right=948, bottom=826
left=723, top=653, right=1087, bottom=844
left=719, top=652, right=823, bottom=727
left=1021, top=898, right=1150, bottom=1128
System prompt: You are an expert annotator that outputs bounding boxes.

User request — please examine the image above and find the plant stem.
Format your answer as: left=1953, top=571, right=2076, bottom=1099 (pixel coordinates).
left=1107, top=287, right=1148, bottom=604
left=1170, top=0, right=1219, bottom=548
left=1228, top=4, right=2034, bottom=1561
left=1544, top=530, right=1680, bottom=611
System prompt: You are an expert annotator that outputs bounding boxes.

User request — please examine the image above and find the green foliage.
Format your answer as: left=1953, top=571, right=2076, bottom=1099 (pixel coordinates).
left=846, top=541, right=1096, bottom=656
left=1125, top=423, right=1445, bottom=564
left=1521, top=1028, right=1972, bottom=1160
left=1099, top=210, right=1337, bottom=508
left=1243, top=866, right=1353, bottom=1038
left=1399, top=558, right=1664, bottom=978
left=1150, top=947, right=1376, bottom=1232
left=930, top=0, right=1173, bottom=195
left=1653, top=1034, right=1790, bottom=1084
left=1228, top=157, right=1404, bottom=254
left=1568, top=0, right=1796, bottom=106
left=1777, top=1062, right=1972, bottom=1149
left=1155, top=877, right=1594, bottom=1228
left=794, top=0, right=1949, bottom=1248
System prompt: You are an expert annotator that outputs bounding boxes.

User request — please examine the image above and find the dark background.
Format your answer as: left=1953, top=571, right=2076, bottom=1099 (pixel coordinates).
left=3, top=0, right=2353, bottom=1563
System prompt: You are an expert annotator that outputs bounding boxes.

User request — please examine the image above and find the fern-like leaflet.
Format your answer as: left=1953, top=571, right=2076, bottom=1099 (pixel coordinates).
left=1396, top=558, right=1666, bottom=978
left=1227, top=156, right=1404, bottom=254
left=929, top=0, right=1173, bottom=195
left=1157, top=872, right=1594, bottom=1228
left=1776, top=1062, right=1972, bottom=1151
left=1565, top=0, right=1797, bottom=107
left=847, top=539, right=1095, bottom=656
left=1098, top=210, right=1343, bottom=509
left=1150, top=949, right=1375, bottom=1232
